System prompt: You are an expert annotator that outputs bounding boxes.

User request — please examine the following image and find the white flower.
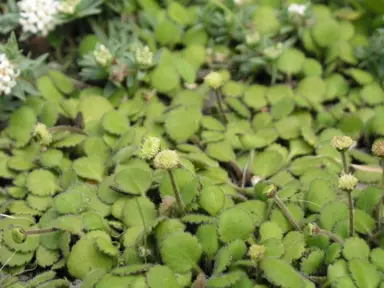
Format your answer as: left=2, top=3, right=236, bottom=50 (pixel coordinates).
left=0, top=53, right=20, bottom=95
left=93, top=44, right=113, bottom=67
left=288, top=3, right=307, bottom=16
left=135, top=46, right=153, bottom=70
left=263, top=43, right=284, bottom=60
left=18, top=0, right=60, bottom=36
left=59, top=0, right=81, bottom=14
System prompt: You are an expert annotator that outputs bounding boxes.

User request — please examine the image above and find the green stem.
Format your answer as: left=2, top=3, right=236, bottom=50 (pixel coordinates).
left=316, top=228, right=344, bottom=244
left=167, top=170, right=185, bottom=215
left=274, top=195, right=301, bottom=231
left=214, top=89, right=228, bottom=124
left=341, top=151, right=348, bottom=173
left=377, top=160, right=384, bottom=231
left=25, top=227, right=58, bottom=236
left=49, top=125, right=87, bottom=135
left=347, top=191, right=354, bottom=237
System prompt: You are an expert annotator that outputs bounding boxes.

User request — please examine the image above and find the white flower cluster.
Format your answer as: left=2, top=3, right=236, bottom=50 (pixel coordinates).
left=93, top=45, right=113, bottom=67
left=263, top=43, right=284, bottom=60
left=288, top=3, right=307, bottom=16
left=18, top=0, right=60, bottom=36
left=59, top=0, right=81, bottom=15
left=136, top=46, right=153, bottom=70
left=0, top=54, right=20, bottom=95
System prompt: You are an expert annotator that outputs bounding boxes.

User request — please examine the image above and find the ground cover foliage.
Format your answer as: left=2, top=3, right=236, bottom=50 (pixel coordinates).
left=1, top=0, right=384, bottom=287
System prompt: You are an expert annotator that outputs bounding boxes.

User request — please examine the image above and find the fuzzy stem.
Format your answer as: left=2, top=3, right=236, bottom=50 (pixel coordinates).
left=49, top=125, right=87, bottom=135
left=341, top=151, right=348, bottom=173
left=377, top=159, right=384, bottom=231
left=347, top=191, right=354, bottom=237
left=274, top=195, right=301, bottom=231
left=213, top=89, right=228, bottom=124
left=167, top=170, right=185, bottom=215
left=316, top=228, right=344, bottom=244
left=25, top=227, right=58, bottom=236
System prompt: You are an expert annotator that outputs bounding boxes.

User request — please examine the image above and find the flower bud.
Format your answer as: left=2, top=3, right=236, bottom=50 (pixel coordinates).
left=139, top=136, right=161, bottom=160
left=246, top=31, right=260, bottom=46
left=204, top=72, right=224, bottom=90
left=263, top=43, right=284, bottom=60
left=93, top=44, right=113, bottom=67
left=248, top=244, right=266, bottom=260
left=11, top=227, right=26, bottom=244
left=331, top=136, right=354, bottom=151
left=154, top=150, right=179, bottom=170
left=338, top=173, right=358, bottom=191
left=33, top=122, right=52, bottom=147
left=372, top=141, right=384, bottom=158
left=263, top=184, right=276, bottom=198
left=136, top=46, right=153, bottom=70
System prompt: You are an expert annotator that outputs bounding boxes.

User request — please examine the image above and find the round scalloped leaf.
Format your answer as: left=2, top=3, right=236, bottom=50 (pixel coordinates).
left=36, top=245, right=60, bottom=268
left=267, top=85, right=293, bottom=105
left=27, top=169, right=59, bottom=196
left=213, top=246, right=232, bottom=276
left=252, top=6, right=280, bottom=36
left=252, top=150, right=284, bottom=179
left=259, top=221, right=283, bottom=242
left=8, top=155, right=35, bottom=172
left=123, top=197, right=157, bottom=228
left=199, top=185, right=225, bottom=216
left=114, top=167, right=152, bottom=196
left=243, top=85, right=267, bottom=110
left=84, top=137, right=110, bottom=161
left=196, top=224, right=219, bottom=258
left=225, top=97, right=250, bottom=118
left=67, top=233, right=116, bottom=280
left=270, top=204, right=303, bottom=233
left=228, top=239, right=247, bottom=261
left=349, top=258, right=380, bottom=288
left=236, top=200, right=267, bottom=227
left=181, top=214, right=215, bottom=224
left=79, top=95, right=113, bottom=123
left=301, top=249, right=325, bottom=275
left=95, top=237, right=119, bottom=258
left=343, top=237, right=370, bottom=260
left=155, top=18, right=182, bottom=46
left=102, top=111, right=130, bottom=135
left=73, top=156, right=104, bottom=182
left=360, top=83, right=384, bottom=106
left=270, top=97, right=295, bottom=120
left=261, top=258, right=306, bottom=288
left=155, top=219, right=185, bottom=242
left=311, top=18, right=340, bottom=48
left=354, top=209, right=375, bottom=235
left=282, top=231, right=306, bottom=263
left=27, top=271, right=56, bottom=287
left=301, top=126, right=318, bottom=147
left=296, top=76, right=326, bottom=103
left=275, top=116, right=301, bottom=140
left=112, top=263, right=153, bottom=276
left=206, top=141, right=235, bottom=162
left=320, top=201, right=348, bottom=230
left=328, top=259, right=349, bottom=284
left=206, top=271, right=245, bottom=288
left=240, top=128, right=278, bottom=150
left=262, top=238, right=285, bottom=258
left=370, top=248, right=384, bottom=272
left=325, top=243, right=342, bottom=265
left=26, top=195, right=53, bottom=212
left=277, top=48, right=305, bottom=75
left=302, top=58, right=322, bottom=77
left=146, top=265, right=180, bottom=288
left=0, top=245, right=34, bottom=267
left=7, top=186, right=27, bottom=199
left=7, top=200, right=41, bottom=216
left=3, top=225, right=39, bottom=253
left=79, top=268, right=107, bottom=288
left=54, top=215, right=83, bottom=235
left=6, top=106, right=36, bottom=147
left=93, top=273, right=136, bottom=287
left=52, top=133, right=87, bottom=148
left=160, top=231, right=202, bottom=273
left=54, top=184, right=90, bottom=214
left=217, top=207, right=254, bottom=243
left=0, top=154, right=16, bottom=179
left=345, top=68, right=373, bottom=85
left=39, top=149, right=63, bottom=169
left=151, top=65, right=180, bottom=93
left=222, top=81, right=245, bottom=98
left=307, top=179, right=337, bottom=212
left=165, top=107, right=201, bottom=143
left=97, top=176, right=123, bottom=205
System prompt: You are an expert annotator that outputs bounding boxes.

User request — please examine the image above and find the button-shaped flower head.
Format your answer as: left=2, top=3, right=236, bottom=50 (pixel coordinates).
left=204, top=71, right=224, bottom=90
left=0, top=53, right=19, bottom=95
left=18, top=0, right=60, bottom=36
left=372, top=141, right=384, bottom=158
left=136, top=46, right=153, bottom=70
left=154, top=150, right=179, bottom=170
left=33, top=122, right=52, bottom=146
left=248, top=244, right=266, bottom=261
left=288, top=3, right=307, bottom=16
left=139, top=136, right=161, bottom=160
left=331, top=136, right=354, bottom=151
left=93, top=44, right=113, bottom=68
left=338, top=173, right=358, bottom=191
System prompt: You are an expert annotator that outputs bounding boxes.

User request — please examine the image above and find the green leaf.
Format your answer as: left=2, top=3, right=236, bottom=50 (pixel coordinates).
left=102, top=110, right=130, bottom=135
left=343, top=237, right=370, bottom=260
left=301, top=249, right=325, bottom=275
left=206, top=141, right=235, bottom=162
left=217, top=207, right=254, bottom=243
left=311, top=18, right=340, bottom=48
left=199, top=185, right=226, bottom=216
left=155, top=18, right=182, bottom=46
left=282, top=231, right=306, bottom=263
left=36, top=244, right=60, bottom=268
left=320, top=201, right=348, bottom=230
left=259, top=221, right=283, bottom=242
left=54, top=184, right=90, bottom=214
left=307, top=178, right=337, bottom=212
left=261, top=258, right=306, bottom=288
left=147, top=265, right=180, bottom=288
left=151, top=65, right=180, bottom=93
left=277, top=48, right=305, bottom=75
left=7, top=106, right=36, bottom=147
left=349, top=258, right=380, bottom=288
left=252, top=150, right=284, bottom=179
left=174, top=56, right=196, bottom=84
left=354, top=209, right=375, bottom=234
left=243, top=85, right=267, bottom=110
left=196, top=224, right=219, bottom=258
left=73, top=156, right=105, bottom=182
left=165, top=107, right=201, bottom=143
left=360, top=83, right=384, bottom=106
left=27, top=169, right=59, bottom=196
left=123, top=197, right=157, bottom=228
left=213, top=246, right=232, bottom=276
left=48, top=70, right=74, bottom=94
left=39, top=149, right=63, bottom=168
left=160, top=231, right=202, bottom=273
left=114, top=167, right=152, bottom=195
left=37, top=76, right=64, bottom=101
left=206, top=271, right=245, bottom=288
left=79, top=95, right=114, bottom=123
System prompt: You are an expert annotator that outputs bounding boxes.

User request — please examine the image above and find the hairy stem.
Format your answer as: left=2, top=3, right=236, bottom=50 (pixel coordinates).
left=377, top=160, right=384, bottom=231
left=316, top=228, right=344, bottom=244
left=341, top=151, right=348, bottom=173
left=168, top=170, right=185, bottom=215
left=213, top=89, right=228, bottom=124
left=274, top=195, right=301, bottom=231
left=25, top=227, right=58, bottom=236
left=347, top=191, right=354, bottom=237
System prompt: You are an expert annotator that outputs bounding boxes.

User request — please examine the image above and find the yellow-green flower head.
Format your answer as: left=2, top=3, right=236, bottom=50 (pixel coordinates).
left=11, top=227, right=26, bottom=244
left=331, top=136, right=354, bottom=151
left=139, top=136, right=161, bottom=160
left=93, top=44, right=113, bottom=67
left=248, top=244, right=266, bottom=260
left=136, top=46, right=153, bottom=70
left=372, top=141, right=384, bottom=157
left=33, top=122, right=52, bottom=146
left=204, top=71, right=224, bottom=90
left=338, top=173, right=358, bottom=191
left=263, top=43, right=284, bottom=60
left=154, top=150, right=179, bottom=170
